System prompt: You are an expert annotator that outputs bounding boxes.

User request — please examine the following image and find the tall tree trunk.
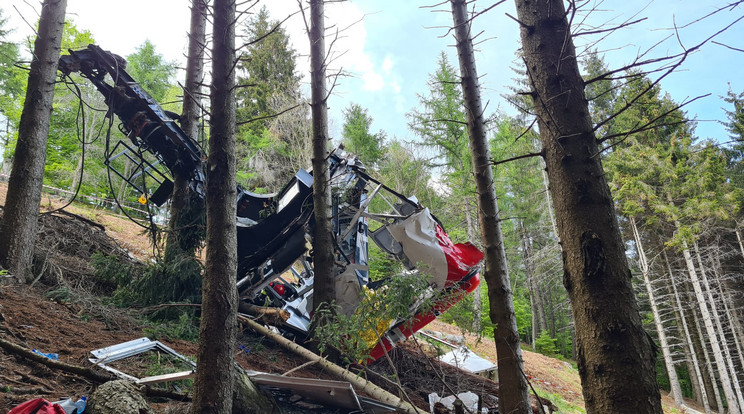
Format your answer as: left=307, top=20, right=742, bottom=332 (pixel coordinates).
left=663, top=249, right=710, bottom=412
left=0, top=0, right=67, bottom=282
left=512, top=1, right=661, bottom=411
left=690, top=301, right=724, bottom=413
left=546, top=288, right=556, bottom=337
left=191, top=0, right=238, bottom=412
left=465, top=205, right=482, bottom=332
left=450, top=1, right=530, bottom=411
left=541, top=168, right=559, bottom=239
left=520, top=218, right=544, bottom=349
left=309, top=0, right=335, bottom=314
left=630, top=218, right=686, bottom=408
left=165, top=0, right=207, bottom=262
left=693, top=241, right=744, bottom=411
left=680, top=236, right=734, bottom=413
left=713, top=265, right=744, bottom=391
left=522, top=223, right=538, bottom=349
left=536, top=285, right=549, bottom=335
left=0, top=118, right=10, bottom=174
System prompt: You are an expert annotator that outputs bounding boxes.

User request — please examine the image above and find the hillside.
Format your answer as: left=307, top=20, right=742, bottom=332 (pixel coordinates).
left=0, top=183, right=695, bottom=413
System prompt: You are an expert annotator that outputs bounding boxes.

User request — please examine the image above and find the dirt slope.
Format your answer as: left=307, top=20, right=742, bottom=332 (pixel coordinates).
left=0, top=181, right=153, bottom=260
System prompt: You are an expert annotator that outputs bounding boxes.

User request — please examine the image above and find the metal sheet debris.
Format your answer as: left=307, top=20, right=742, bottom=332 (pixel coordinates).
left=438, top=346, right=497, bottom=375
left=418, top=331, right=496, bottom=376
left=249, top=372, right=363, bottom=411
left=89, top=337, right=195, bottom=383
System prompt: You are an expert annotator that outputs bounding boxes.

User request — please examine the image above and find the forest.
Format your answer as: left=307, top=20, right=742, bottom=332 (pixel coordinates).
left=0, top=0, right=743, bottom=413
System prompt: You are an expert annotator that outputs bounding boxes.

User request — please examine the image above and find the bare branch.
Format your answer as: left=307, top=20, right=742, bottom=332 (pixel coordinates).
left=572, top=17, right=647, bottom=37
left=712, top=40, right=744, bottom=53
left=236, top=103, right=303, bottom=126
left=491, top=151, right=543, bottom=167
left=595, top=94, right=708, bottom=154
left=236, top=10, right=296, bottom=51
left=594, top=13, right=743, bottom=133
left=505, top=12, right=530, bottom=30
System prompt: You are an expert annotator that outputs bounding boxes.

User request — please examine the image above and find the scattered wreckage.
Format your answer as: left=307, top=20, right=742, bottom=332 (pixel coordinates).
left=57, top=44, right=483, bottom=361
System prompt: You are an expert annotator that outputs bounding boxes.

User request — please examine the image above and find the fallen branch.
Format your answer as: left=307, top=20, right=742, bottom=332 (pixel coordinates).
left=0, top=337, right=113, bottom=383
left=48, top=210, right=106, bottom=232
left=281, top=360, right=317, bottom=376
left=237, top=315, right=423, bottom=414
left=0, top=384, right=52, bottom=395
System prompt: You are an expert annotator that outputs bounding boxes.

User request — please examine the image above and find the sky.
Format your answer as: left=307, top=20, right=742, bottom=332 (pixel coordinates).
left=4, top=0, right=744, bottom=146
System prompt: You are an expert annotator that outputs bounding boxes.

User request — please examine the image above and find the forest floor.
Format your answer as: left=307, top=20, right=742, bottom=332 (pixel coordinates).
left=0, top=181, right=700, bottom=413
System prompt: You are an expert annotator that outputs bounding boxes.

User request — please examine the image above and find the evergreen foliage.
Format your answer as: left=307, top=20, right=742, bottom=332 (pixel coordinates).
left=341, top=103, right=385, bottom=167
left=236, top=7, right=300, bottom=133
left=312, top=272, right=433, bottom=365
left=234, top=6, right=306, bottom=191
left=722, top=86, right=744, bottom=188
left=0, top=9, right=24, bottom=172
left=125, top=40, right=176, bottom=103
left=534, top=331, right=558, bottom=357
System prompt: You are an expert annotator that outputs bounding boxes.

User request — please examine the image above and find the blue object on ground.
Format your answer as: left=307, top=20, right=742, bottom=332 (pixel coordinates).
left=74, top=396, right=86, bottom=413
left=32, top=349, right=59, bottom=360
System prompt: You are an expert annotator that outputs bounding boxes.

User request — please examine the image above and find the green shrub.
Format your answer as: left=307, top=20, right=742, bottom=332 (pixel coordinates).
left=143, top=311, right=200, bottom=342
left=91, top=252, right=136, bottom=292
left=312, top=272, right=434, bottom=364
left=535, top=331, right=558, bottom=357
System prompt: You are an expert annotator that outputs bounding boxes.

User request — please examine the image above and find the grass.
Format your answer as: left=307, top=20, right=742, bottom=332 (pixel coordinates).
left=534, top=387, right=586, bottom=414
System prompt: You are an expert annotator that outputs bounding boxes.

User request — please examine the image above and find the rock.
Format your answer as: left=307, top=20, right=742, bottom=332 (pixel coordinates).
left=88, top=380, right=152, bottom=414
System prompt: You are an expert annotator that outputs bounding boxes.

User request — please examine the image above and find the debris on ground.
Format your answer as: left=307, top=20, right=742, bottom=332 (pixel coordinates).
left=428, top=391, right=488, bottom=414
left=418, top=331, right=497, bottom=379
left=88, top=337, right=195, bottom=384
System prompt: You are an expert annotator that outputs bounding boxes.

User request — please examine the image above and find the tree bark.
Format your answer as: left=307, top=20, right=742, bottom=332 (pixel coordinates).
left=309, top=0, right=335, bottom=313
left=191, top=0, right=238, bottom=412
left=0, top=0, right=67, bottom=282
left=630, top=218, right=685, bottom=408
left=165, top=0, right=208, bottom=262
left=450, top=1, right=530, bottom=412
left=512, top=1, right=662, bottom=412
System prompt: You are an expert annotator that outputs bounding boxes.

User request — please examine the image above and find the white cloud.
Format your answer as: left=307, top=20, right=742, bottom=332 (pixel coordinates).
left=382, top=55, right=394, bottom=74
left=361, top=71, right=384, bottom=91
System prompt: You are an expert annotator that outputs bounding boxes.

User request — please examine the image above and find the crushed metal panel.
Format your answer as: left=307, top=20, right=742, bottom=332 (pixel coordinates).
left=249, top=372, right=363, bottom=411
left=89, top=337, right=196, bottom=382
